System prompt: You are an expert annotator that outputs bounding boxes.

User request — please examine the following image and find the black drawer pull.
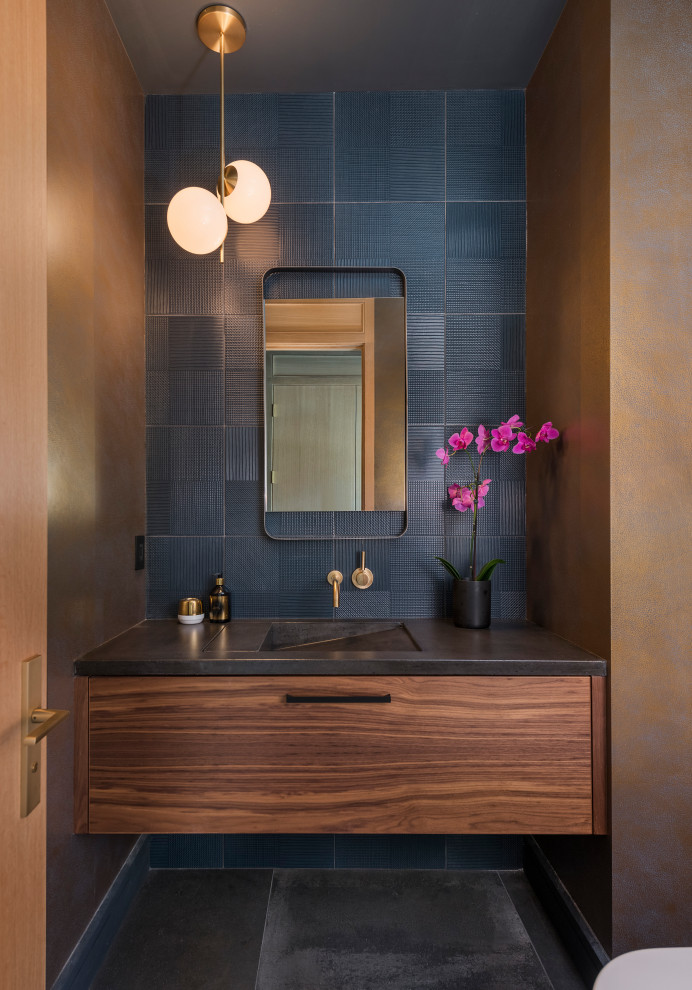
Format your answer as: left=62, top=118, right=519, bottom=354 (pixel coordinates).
left=285, top=694, right=391, bottom=704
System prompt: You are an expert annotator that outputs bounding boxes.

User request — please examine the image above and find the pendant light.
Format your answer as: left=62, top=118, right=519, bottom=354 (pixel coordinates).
left=166, top=6, right=272, bottom=258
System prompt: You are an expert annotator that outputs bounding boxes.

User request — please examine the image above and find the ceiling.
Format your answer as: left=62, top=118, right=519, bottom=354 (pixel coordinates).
left=104, top=0, right=568, bottom=95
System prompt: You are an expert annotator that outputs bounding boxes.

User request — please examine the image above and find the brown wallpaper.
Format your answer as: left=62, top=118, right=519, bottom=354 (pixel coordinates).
left=46, top=0, right=144, bottom=982
left=526, top=0, right=612, bottom=950
left=609, top=0, right=692, bottom=954
left=528, top=0, right=692, bottom=958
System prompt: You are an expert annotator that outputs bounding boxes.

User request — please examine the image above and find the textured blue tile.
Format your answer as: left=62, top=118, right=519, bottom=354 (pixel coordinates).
left=406, top=314, right=445, bottom=371
left=223, top=835, right=334, bottom=869
left=168, top=370, right=224, bottom=425
left=445, top=370, right=525, bottom=426
left=390, top=537, right=445, bottom=596
left=408, top=425, right=445, bottom=481
left=408, top=371, right=444, bottom=424
left=407, top=481, right=446, bottom=536
left=446, top=314, right=525, bottom=371
left=332, top=269, right=404, bottom=299
left=225, top=315, right=263, bottom=370
left=446, top=203, right=526, bottom=259
left=336, top=590, right=393, bottom=618
left=146, top=537, right=224, bottom=618
left=150, top=835, right=223, bottom=869
left=225, top=367, right=262, bottom=425
left=446, top=258, right=526, bottom=314
left=224, top=204, right=333, bottom=264
left=336, top=147, right=444, bottom=202
left=447, top=145, right=526, bottom=201
left=336, top=91, right=444, bottom=148
left=335, top=835, right=445, bottom=870
left=226, top=481, right=264, bottom=536
left=264, top=269, right=336, bottom=300
left=446, top=90, right=525, bottom=147
left=265, top=512, right=334, bottom=538
left=230, top=591, right=334, bottom=618
left=333, top=512, right=406, bottom=538
left=146, top=371, right=169, bottom=425
left=224, top=536, right=283, bottom=591
left=391, top=588, right=446, bottom=617
left=336, top=92, right=390, bottom=147
left=267, top=147, right=333, bottom=203
left=146, top=427, right=224, bottom=482
left=224, top=260, right=266, bottom=315
left=446, top=835, right=523, bottom=869
left=168, top=316, right=225, bottom=368
left=278, top=94, right=333, bottom=145
left=335, top=203, right=445, bottom=261
left=167, top=480, right=224, bottom=536
left=224, top=93, right=279, bottom=147
left=226, top=427, right=262, bottom=481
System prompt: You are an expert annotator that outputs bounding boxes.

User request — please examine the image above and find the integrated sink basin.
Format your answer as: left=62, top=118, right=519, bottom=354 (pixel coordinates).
left=259, top=620, right=421, bottom=653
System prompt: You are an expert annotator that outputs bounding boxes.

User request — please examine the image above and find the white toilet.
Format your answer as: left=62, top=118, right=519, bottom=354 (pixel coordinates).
left=593, top=948, right=692, bottom=989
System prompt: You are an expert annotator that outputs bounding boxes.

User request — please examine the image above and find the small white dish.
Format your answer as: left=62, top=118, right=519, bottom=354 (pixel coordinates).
left=178, top=613, right=204, bottom=624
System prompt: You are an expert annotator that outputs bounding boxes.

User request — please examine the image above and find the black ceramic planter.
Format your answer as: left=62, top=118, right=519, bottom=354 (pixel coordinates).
left=453, top=579, right=491, bottom=628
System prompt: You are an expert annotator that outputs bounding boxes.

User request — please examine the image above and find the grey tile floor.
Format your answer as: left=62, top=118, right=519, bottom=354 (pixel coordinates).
left=90, top=869, right=590, bottom=990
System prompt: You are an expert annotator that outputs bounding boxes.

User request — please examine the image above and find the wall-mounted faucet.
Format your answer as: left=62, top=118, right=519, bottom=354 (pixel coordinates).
left=327, top=570, right=343, bottom=607
left=351, top=551, right=374, bottom=589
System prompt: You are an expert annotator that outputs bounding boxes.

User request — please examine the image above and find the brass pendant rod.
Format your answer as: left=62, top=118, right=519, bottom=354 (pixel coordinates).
left=219, top=30, right=225, bottom=263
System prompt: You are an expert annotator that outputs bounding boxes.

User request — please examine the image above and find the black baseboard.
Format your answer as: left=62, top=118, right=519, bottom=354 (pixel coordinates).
left=524, top=837, right=610, bottom=988
left=51, top=836, right=149, bottom=990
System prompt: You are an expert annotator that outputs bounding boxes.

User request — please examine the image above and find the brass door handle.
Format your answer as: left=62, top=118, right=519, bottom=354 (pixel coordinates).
left=24, top=707, right=70, bottom=746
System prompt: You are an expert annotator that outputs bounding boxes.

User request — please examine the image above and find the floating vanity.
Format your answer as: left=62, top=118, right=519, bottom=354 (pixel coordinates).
left=74, top=619, right=606, bottom=837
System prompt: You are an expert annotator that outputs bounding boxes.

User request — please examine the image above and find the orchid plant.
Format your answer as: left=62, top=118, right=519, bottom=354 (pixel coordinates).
left=434, top=416, right=559, bottom=582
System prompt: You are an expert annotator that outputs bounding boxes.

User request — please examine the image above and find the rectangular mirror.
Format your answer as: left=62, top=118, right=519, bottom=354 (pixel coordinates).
left=263, top=269, right=407, bottom=540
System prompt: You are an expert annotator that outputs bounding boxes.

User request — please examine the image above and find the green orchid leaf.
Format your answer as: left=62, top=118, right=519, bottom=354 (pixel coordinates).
left=475, top=558, right=506, bottom=582
left=434, top=556, right=463, bottom=581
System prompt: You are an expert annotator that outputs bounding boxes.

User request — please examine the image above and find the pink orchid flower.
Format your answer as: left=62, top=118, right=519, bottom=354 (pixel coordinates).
left=452, top=486, right=476, bottom=512
left=502, top=414, right=524, bottom=430
left=448, top=483, right=463, bottom=500
left=477, top=478, right=491, bottom=499
left=490, top=424, right=514, bottom=452
left=512, top=432, right=537, bottom=454
left=449, top=428, right=474, bottom=451
left=435, top=447, right=450, bottom=465
left=536, top=421, right=560, bottom=443
left=475, top=424, right=491, bottom=453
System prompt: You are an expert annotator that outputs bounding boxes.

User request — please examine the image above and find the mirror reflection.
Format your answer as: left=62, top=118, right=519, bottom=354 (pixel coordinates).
left=264, top=296, right=406, bottom=514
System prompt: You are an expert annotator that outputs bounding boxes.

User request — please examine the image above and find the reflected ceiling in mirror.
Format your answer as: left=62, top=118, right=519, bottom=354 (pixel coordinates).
left=263, top=268, right=407, bottom=540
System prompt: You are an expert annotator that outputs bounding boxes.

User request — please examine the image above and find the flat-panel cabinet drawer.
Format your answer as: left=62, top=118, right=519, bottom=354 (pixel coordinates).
left=75, top=675, right=603, bottom=835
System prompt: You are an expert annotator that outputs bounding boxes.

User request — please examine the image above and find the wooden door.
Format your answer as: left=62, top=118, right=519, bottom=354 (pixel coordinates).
left=0, top=0, right=48, bottom=986
left=271, top=383, right=361, bottom=510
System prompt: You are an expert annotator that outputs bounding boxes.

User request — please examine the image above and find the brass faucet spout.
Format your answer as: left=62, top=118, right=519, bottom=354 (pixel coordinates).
left=327, top=570, right=343, bottom=608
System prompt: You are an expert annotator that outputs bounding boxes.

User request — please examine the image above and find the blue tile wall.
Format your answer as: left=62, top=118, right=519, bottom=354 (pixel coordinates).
left=146, top=90, right=526, bottom=619
left=150, top=834, right=523, bottom=871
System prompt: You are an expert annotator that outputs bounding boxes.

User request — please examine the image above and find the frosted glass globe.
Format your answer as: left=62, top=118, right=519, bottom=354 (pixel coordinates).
left=167, top=186, right=228, bottom=254
left=224, top=160, right=271, bottom=224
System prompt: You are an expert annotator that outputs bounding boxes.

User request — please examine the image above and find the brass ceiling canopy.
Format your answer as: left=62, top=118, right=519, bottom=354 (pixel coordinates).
left=196, top=5, right=247, bottom=54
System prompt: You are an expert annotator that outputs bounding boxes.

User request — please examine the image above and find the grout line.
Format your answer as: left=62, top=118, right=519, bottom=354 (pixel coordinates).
left=498, top=871, right=557, bottom=990
left=253, top=869, right=275, bottom=990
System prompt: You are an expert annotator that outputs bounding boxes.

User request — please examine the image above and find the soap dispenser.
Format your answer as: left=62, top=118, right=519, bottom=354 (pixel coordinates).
left=209, top=573, right=230, bottom=623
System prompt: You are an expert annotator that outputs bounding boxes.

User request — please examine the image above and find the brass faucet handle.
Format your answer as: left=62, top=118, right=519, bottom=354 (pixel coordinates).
left=327, top=570, right=343, bottom=607
left=351, top=551, right=374, bottom=589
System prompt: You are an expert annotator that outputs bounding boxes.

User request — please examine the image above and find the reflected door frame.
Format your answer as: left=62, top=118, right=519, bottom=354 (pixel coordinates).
left=264, top=298, right=376, bottom=510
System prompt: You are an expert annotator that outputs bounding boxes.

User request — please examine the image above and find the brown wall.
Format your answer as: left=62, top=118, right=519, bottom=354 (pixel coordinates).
left=609, top=0, right=692, bottom=954
left=46, top=0, right=144, bottom=982
left=0, top=2, right=47, bottom=987
left=528, top=0, right=692, bottom=957
left=526, top=0, right=612, bottom=950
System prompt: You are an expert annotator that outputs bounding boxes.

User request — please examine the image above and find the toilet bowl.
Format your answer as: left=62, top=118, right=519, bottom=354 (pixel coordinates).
left=593, top=947, right=692, bottom=989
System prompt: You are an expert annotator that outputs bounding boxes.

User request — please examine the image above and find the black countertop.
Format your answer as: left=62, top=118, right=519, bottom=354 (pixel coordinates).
left=75, top=618, right=606, bottom=676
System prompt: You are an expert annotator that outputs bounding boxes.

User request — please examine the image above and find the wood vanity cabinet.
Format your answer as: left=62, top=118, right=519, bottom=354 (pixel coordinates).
left=75, top=675, right=606, bottom=835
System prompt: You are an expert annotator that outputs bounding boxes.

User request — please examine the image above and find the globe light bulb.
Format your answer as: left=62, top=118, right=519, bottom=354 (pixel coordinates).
left=167, top=186, right=228, bottom=254
left=224, top=160, right=271, bottom=224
